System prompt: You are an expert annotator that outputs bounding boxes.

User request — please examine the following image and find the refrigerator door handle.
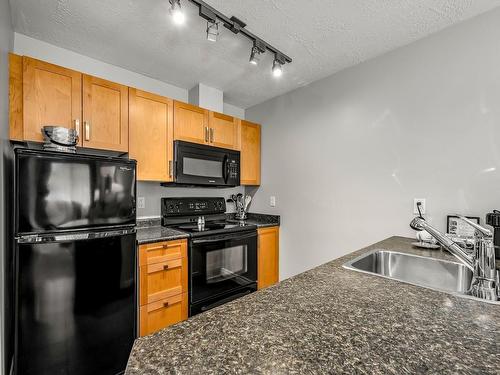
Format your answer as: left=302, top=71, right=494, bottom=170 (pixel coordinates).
left=16, top=228, right=136, bottom=244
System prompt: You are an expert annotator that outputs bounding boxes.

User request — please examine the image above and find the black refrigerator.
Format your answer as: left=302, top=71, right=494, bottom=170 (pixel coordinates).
left=13, top=149, right=137, bottom=375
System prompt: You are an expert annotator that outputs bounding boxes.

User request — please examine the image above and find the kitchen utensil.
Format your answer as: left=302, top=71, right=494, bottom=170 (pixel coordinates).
left=244, top=195, right=252, bottom=212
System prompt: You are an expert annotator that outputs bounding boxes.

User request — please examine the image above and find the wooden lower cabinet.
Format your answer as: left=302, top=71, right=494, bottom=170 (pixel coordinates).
left=257, top=226, right=280, bottom=290
left=138, top=239, right=188, bottom=336
left=140, top=293, right=188, bottom=337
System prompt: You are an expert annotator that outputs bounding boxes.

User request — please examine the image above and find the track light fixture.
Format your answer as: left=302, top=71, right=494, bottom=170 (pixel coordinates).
left=206, top=20, right=219, bottom=42
left=249, top=40, right=266, bottom=65
left=272, top=54, right=285, bottom=77
left=169, top=0, right=185, bottom=25
left=249, top=47, right=261, bottom=65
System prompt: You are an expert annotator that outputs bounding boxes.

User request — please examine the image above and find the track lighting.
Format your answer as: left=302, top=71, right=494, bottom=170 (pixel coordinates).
left=206, top=20, right=219, bottom=42
left=174, top=0, right=292, bottom=73
left=169, top=0, right=185, bottom=25
left=249, top=40, right=266, bottom=65
left=272, top=55, right=284, bottom=77
left=249, top=47, right=261, bottom=65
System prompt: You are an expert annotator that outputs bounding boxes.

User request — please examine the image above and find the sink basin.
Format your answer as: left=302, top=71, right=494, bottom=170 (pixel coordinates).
left=343, top=250, right=498, bottom=304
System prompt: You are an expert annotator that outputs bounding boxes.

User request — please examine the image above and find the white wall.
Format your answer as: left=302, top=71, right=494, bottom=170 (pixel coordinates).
left=13, top=32, right=246, bottom=220
left=0, top=1, right=14, bottom=373
left=188, top=83, right=223, bottom=113
left=137, top=183, right=244, bottom=218
left=14, top=33, right=188, bottom=101
left=246, top=8, right=500, bottom=280
left=223, top=102, right=245, bottom=119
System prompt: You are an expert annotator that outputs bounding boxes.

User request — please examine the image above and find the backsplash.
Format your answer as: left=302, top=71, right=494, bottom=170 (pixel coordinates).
left=136, top=181, right=245, bottom=218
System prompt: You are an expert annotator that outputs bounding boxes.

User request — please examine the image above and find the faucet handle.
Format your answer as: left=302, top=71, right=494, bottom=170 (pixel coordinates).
left=455, top=214, right=492, bottom=238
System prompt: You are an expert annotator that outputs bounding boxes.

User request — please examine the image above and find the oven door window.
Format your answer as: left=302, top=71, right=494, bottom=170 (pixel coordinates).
left=190, top=233, right=257, bottom=304
left=206, top=245, right=247, bottom=283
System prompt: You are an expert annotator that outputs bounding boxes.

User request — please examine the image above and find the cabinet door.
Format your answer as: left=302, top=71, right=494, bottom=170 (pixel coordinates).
left=208, top=111, right=239, bottom=149
left=82, top=75, right=128, bottom=152
left=258, top=226, right=279, bottom=290
left=139, top=256, right=187, bottom=305
left=240, top=120, right=261, bottom=185
left=138, top=239, right=187, bottom=267
left=23, top=57, right=82, bottom=143
left=139, top=293, right=188, bottom=336
left=173, top=101, right=209, bottom=145
left=129, top=89, right=173, bottom=181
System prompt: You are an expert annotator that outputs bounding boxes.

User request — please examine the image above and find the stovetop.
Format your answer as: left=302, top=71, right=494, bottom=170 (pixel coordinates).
left=161, top=197, right=257, bottom=238
left=167, top=219, right=257, bottom=238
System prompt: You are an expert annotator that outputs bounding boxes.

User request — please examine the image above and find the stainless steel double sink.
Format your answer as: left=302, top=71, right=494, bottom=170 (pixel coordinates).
left=343, top=250, right=499, bottom=304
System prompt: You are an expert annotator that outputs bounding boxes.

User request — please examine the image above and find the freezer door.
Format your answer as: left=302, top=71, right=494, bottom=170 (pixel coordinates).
left=15, top=233, right=136, bottom=375
left=16, top=149, right=136, bottom=234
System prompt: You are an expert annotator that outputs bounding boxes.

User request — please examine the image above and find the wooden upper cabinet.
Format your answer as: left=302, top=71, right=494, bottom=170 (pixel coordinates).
left=129, top=88, right=173, bottom=181
left=173, top=101, right=209, bottom=145
left=240, top=120, right=261, bottom=185
left=257, top=226, right=279, bottom=290
left=82, top=75, right=128, bottom=152
left=22, top=56, right=82, bottom=143
left=208, top=112, right=239, bottom=150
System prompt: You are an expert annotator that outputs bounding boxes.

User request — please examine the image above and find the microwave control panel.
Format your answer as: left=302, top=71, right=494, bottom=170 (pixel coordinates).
left=162, top=197, right=226, bottom=216
left=227, top=159, right=239, bottom=180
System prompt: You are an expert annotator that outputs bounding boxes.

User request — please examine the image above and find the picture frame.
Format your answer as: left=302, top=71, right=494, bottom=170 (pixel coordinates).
left=446, top=215, right=480, bottom=238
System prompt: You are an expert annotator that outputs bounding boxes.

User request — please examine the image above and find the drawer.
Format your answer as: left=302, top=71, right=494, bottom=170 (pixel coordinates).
left=139, top=293, right=188, bottom=337
left=139, top=239, right=187, bottom=266
left=139, top=257, right=188, bottom=305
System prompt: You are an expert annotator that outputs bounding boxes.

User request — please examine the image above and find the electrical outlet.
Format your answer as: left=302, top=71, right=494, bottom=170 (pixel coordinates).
left=137, top=197, right=145, bottom=209
left=270, top=196, right=276, bottom=207
left=413, top=198, right=426, bottom=215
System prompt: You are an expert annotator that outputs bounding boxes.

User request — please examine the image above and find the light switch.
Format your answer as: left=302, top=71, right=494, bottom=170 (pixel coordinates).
left=137, top=197, right=145, bottom=209
left=270, top=196, right=276, bottom=207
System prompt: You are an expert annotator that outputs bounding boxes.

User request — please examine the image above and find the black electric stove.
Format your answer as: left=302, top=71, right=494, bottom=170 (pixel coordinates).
left=161, top=197, right=257, bottom=237
left=161, top=197, right=258, bottom=316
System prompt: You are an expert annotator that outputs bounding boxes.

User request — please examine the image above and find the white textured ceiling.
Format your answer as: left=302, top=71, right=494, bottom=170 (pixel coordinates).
left=9, top=0, right=500, bottom=108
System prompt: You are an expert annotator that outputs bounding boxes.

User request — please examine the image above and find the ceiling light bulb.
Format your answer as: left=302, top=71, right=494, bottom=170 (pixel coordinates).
left=249, top=47, right=261, bottom=65
left=169, top=0, right=185, bottom=25
left=272, top=59, right=283, bottom=77
left=206, top=20, right=219, bottom=42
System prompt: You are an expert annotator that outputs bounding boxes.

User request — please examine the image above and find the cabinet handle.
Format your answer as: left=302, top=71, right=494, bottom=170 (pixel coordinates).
left=205, top=126, right=209, bottom=142
left=209, top=128, right=214, bottom=143
left=84, top=121, right=91, bottom=141
left=168, top=160, right=173, bottom=178
left=163, top=302, right=169, bottom=308
left=74, top=119, right=80, bottom=138
left=163, top=264, right=169, bottom=270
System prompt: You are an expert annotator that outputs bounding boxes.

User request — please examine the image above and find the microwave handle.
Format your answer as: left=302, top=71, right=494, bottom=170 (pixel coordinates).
left=222, top=154, right=229, bottom=183
left=191, top=231, right=257, bottom=245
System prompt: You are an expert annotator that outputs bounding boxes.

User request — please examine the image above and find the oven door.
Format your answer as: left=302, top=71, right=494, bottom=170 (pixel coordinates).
left=173, top=141, right=239, bottom=187
left=189, top=230, right=257, bottom=315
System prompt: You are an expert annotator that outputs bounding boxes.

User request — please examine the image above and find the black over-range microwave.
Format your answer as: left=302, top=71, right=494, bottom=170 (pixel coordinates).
left=163, top=141, right=240, bottom=187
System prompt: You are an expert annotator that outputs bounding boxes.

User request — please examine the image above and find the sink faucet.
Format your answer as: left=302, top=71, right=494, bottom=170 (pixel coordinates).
left=410, top=215, right=499, bottom=302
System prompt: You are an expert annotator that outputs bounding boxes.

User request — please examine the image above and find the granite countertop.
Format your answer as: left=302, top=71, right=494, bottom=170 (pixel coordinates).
left=126, top=236, right=499, bottom=375
left=227, top=212, right=280, bottom=228
left=136, top=213, right=280, bottom=244
left=136, top=219, right=189, bottom=245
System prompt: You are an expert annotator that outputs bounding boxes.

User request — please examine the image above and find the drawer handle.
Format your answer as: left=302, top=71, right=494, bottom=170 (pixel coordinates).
left=163, top=302, right=169, bottom=308
left=163, top=264, right=169, bottom=270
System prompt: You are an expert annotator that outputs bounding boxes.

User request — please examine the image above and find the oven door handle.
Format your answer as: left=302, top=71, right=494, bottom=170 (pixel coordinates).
left=191, top=231, right=257, bottom=244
